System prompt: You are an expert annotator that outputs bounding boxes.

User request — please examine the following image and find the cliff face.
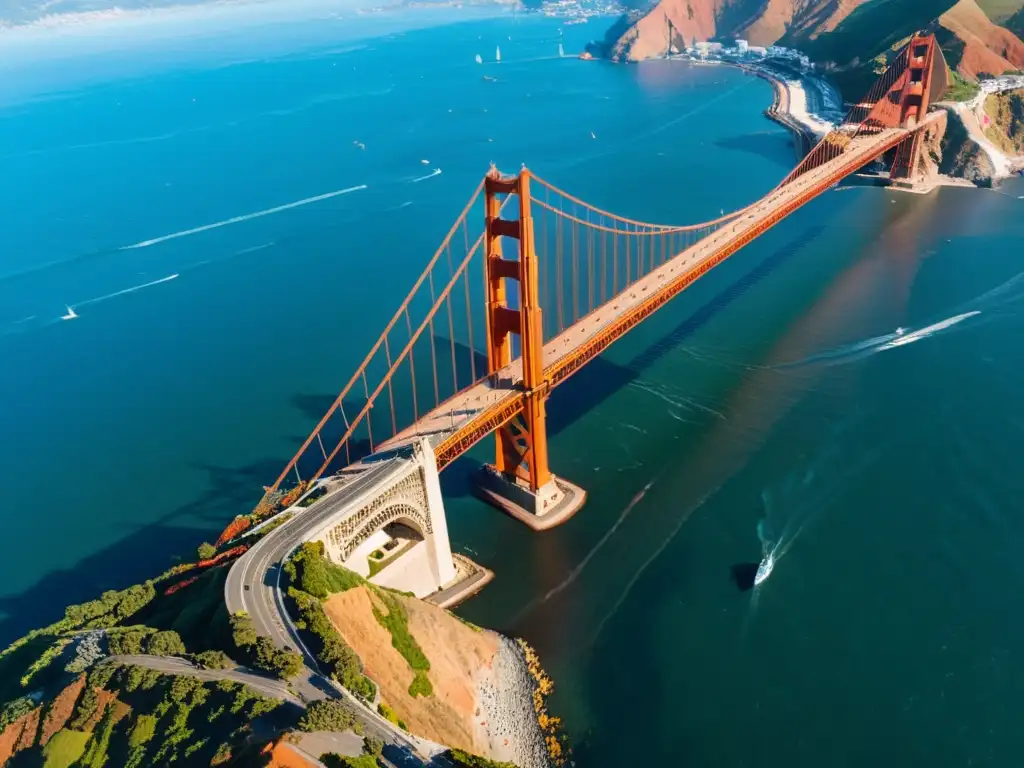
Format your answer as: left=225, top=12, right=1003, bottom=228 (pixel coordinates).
left=939, top=105, right=999, bottom=183
left=614, top=0, right=1024, bottom=92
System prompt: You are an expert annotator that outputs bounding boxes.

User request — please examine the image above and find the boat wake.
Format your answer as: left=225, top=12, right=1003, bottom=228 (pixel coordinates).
left=120, top=185, right=367, bottom=249
left=778, top=310, right=981, bottom=368
left=410, top=168, right=442, bottom=183
left=64, top=274, right=180, bottom=318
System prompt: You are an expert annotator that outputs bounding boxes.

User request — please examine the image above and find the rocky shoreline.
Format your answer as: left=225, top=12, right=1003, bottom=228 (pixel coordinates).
left=475, top=636, right=549, bottom=768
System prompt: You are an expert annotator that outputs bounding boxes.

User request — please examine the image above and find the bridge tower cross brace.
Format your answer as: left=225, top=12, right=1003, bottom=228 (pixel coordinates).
left=483, top=167, right=552, bottom=492
left=476, top=167, right=587, bottom=529
left=890, top=33, right=945, bottom=183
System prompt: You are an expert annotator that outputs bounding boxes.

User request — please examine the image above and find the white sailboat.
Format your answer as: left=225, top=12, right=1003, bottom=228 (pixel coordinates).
left=558, top=42, right=565, bottom=57
left=474, top=53, right=482, bottom=64
left=495, top=45, right=501, bottom=63
left=61, top=306, right=78, bottom=320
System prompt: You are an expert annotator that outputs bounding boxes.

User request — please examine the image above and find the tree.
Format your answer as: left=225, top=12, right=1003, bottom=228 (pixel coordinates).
left=363, top=737, right=383, bottom=757
left=108, top=630, right=147, bottom=656
left=193, top=650, right=233, bottom=670
left=297, top=700, right=357, bottom=732
left=129, top=715, right=157, bottom=748
left=197, top=542, right=217, bottom=560
left=230, top=612, right=258, bottom=648
left=146, top=630, right=186, bottom=656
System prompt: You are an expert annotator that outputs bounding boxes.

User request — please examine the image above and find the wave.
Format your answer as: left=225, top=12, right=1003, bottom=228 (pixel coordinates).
left=120, top=185, right=367, bottom=249
left=72, top=273, right=179, bottom=310
left=410, top=168, right=442, bottom=183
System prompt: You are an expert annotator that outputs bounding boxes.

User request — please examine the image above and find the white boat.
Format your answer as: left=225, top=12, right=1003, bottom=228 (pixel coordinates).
left=558, top=43, right=565, bottom=57
left=496, top=45, right=501, bottom=63
left=754, top=552, right=774, bottom=586
left=61, top=306, right=78, bottom=320
left=474, top=53, right=482, bottom=64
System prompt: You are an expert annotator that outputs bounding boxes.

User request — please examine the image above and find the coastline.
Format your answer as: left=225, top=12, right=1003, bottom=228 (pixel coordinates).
left=475, top=636, right=549, bottom=768
left=737, top=61, right=841, bottom=156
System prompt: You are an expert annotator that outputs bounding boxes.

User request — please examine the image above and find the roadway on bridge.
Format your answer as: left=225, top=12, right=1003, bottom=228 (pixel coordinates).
left=376, top=124, right=916, bottom=463
left=224, top=457, right=437, bottom=756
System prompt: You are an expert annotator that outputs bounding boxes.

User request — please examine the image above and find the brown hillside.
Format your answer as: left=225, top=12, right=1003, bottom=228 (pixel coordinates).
left=39, top=675, right=86, bottom=747
left=0, top=708, right=40, bottom=766
left=616, top=0, right=878, bottom=60
left=939, top=0, right=1024, bottom=77
left=323, top=586, right=501, bottom=757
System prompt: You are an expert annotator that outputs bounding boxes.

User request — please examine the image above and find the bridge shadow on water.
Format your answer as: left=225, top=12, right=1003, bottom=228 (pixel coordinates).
left=286, top=223, right=823, bottom=503
left=0, top=456, right=290, bottom=646
left=437, top=224, right=826, bottom=499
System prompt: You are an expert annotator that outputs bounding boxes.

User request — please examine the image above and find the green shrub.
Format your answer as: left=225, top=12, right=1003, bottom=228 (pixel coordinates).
left=446, top=748, right=520, bottom=768
left=322, top=754, right=381, bottom=768
left=129, top=714, right=157, bottom=747
left=252, top=637, right=303, bottom=679
left=297, top=699, right=357, bottom=732
left=371, top=590, right=430, bottom=682
left=377, top=702, right=406, bottom=730
left=363, top=736, right=384, bottom=756
left=408, top=670, right=432, bottom=698
left=146, top=630, right=186, bottom=657
left=291, top=542, right=364, bottom=598
left=193, top=650, right=234, bottom=670
left=197, top=542, right=217, bottom=560
left=229, top=613, right=258, bottom=649
left=287, top=587, right=374, bottom=700
left=108, top=629, right=149, bottom=656
left=0, top=696, right=35, bottom=728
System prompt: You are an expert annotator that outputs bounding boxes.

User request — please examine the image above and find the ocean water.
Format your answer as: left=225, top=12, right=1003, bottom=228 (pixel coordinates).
left=3, top=7, right=1024, bottom=767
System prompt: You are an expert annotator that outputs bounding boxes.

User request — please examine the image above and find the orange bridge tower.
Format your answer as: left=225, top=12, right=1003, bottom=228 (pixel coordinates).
left=473, top=167, right=587, bottom=530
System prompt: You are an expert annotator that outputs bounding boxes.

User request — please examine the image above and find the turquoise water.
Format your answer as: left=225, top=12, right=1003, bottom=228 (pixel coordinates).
left=3, top=8, right=1024, bottom=766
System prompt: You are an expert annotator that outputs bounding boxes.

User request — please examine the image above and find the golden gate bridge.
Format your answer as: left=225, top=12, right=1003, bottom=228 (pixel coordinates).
left=247, top=33, right=949, bottom=532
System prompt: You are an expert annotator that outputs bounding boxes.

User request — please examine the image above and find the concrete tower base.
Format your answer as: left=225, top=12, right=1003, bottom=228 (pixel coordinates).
left=474, top=464, right=587, bottom=531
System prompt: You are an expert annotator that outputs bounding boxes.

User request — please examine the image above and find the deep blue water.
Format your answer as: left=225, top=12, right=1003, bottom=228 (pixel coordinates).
left=3, top=7, right=1024, bottom=767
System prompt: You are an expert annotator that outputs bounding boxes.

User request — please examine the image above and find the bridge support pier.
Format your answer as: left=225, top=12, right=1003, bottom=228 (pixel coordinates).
left=473, top=167, right=587, bottom=530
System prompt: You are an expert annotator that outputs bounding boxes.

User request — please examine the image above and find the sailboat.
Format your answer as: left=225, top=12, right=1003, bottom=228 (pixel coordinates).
left=474, top=53, right=482, bottom=64
left=558, top=42, right=565, bottom=57
left=61, top=306, right=78, bottom=320
left=495, top=45, right=501, bottom=63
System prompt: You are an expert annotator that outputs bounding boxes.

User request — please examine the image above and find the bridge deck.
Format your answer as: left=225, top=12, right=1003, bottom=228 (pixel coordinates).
left=376, top=125, right=916, bottom=467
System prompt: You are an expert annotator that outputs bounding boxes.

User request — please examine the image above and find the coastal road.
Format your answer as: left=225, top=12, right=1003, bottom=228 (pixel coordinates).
left=224, top=457, right=439, bottom=758
left=104, top=654, right=302, bottom=705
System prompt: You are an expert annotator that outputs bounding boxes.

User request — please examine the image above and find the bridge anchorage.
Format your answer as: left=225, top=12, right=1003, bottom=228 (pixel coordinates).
left=232, top=32, right=947, bottom=604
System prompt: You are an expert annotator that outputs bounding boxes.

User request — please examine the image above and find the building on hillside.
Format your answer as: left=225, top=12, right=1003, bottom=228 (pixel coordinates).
left=736, top=39, right=748, bottom=54
left=747, top=45, right=767, bottom=58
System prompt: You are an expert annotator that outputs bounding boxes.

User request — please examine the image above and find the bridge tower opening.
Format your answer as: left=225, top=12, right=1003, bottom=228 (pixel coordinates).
left=888, top=33, right=949, bottom=184
left=474, top=167, right=587, bottom=530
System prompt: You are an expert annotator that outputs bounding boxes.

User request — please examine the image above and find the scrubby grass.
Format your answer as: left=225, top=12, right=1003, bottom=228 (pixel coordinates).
left=945, top=69, right=981, bottom=102
left=42, top=729, right=92, bottom=768
left=370, top=589, right=432, bottom=697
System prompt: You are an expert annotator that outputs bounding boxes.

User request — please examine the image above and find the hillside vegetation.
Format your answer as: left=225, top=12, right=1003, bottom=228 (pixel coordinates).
left=984, top=89, right=1024, bottom=152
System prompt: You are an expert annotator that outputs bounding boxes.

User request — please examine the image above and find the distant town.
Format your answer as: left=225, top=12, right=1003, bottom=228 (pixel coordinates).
left=538, top=0, right=625, bottom=22
left=668, top=39, right=816, bottom=73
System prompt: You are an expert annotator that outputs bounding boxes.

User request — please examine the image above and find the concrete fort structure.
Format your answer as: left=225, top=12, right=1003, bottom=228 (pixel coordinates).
left=305, top=439, right=457, bottom=598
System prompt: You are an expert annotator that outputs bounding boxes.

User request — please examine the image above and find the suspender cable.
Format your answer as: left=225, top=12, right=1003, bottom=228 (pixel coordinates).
left=428, top=271, right=440, bottom=408
left=383, top=334, right=398, bottom=436
left=445, top=243, right=459, bottom=393
left=404, top=307, right=419, bottom=423
left=462, top=219, right=477, bottom=383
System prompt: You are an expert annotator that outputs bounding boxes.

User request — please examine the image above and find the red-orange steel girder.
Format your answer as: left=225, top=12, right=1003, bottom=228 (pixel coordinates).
left=481, top=168, right=553, bottom=491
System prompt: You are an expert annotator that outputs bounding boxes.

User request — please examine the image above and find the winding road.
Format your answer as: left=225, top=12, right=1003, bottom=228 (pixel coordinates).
left=223, top=457, right=441, bottom=758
